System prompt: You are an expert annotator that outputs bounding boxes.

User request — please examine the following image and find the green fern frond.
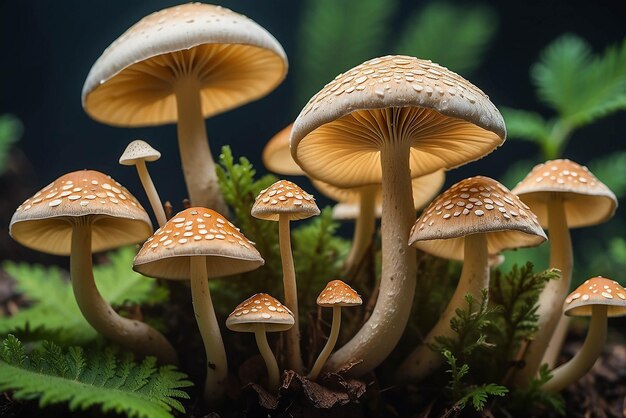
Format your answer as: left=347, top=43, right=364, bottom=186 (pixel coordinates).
left=500, top=107, right=552, bottom=145
left=0, top=114, right=22, bottom=173
left=458, top=383, right=508, bottom=411
left=508, top=364, right=565, bottom=415
left=0, top=335, right=192, bottom=418
left=589, top=151, right=626, bottom=197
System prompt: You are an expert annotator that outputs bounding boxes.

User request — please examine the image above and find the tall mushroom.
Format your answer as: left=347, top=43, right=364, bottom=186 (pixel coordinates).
left=82, top=3, right=288, bottom=212
left=291, top=55, right=506, bottom=376
left=133, top=207, right=264, bottom=404
left=9, top=170, right=176, bottom=364
left=251, top=180, right=320, bottom=373
left=396, top=176, right=546, bottom=381
left=510, top=159, right=617, bottom=386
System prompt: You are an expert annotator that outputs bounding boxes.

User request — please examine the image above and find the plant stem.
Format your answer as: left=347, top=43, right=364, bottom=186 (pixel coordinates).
left=309, top=306, right=342, bottom=380
left=254, top=324, right=280, bottom=390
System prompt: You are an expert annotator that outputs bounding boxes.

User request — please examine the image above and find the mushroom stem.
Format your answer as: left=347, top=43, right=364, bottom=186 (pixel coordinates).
left=326, top=138, right=416, bottom=376
left=70, top=219, right=177, bottom=364
left=190, top=256, right=227, bottom=404
left=254, top=324, right=280, bottom=390
left=542, top=305, right=607, bottom=393
left=514, top=196, right=572, bottom=386
left=343, top=186, right=377, bottom=273
left=278, top=213, right=304, bottom=373
left=174, top=75, right=227, bottom=213
left=396, top=233, right=488, bottom=382
left=309, top=306, right=342, bottom=380
left=135, top=160, right=167, bottom=227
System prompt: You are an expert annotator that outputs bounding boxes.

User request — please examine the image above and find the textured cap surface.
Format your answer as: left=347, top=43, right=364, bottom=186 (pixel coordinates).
left=226, top=293, right=294, bottom=332
left=564, top=277, right=626, bottom=317
left=262, top=124, right=304, bottom=175
left=83, top=3, right=288, bottom=126
left=119, top=140, right=161, bottom=165
left=10, top=170, right=152, bottom=255
left=512, top=159, right=617, bottom=229
left=133, top=207, right=263, bottom=280
left=410, top=176, right=547, bottom=260
left=251, top=180, right=320, bottom=221
left=291, top=55, right=506, bottom=188
left=317, top=280, right=362, bottom=307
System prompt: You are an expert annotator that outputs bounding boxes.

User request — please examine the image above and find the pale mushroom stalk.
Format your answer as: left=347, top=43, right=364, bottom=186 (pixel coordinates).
left=135, top=159, right=167, bottom=226
left=71, top=218, right=177, bottom=364
left=309, top=306, right=342, bottom=380
left=278, top=213, right=304, bottom=373
left=397, top=233, right=488, bottom=381
left=326, top=136, right=417, bottom=375
left=542, top=305, right=607, bottom=393
left=174, top=75, right=227, bottom=213
left=254, top=323, right=280, bottom=390
left=343, top=186, right=377, bottom=272
left=190, top=256, right=227, bottom=404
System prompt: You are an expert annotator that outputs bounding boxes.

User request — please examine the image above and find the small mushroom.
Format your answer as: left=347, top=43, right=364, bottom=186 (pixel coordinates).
left=542, top=277, right=626, bottom=392
left=119, top=139, right=167, bottom=226
left=226, top=293, right=294, bottom=390
left=309, top=280, right=362, bottom=380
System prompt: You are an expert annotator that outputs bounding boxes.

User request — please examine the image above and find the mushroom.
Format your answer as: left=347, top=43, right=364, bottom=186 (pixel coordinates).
left=119, top=139, right=167, bottom=226
left=510, top=159, right=617, bottom=385
left=290, top=55, right=506, bottom=376
left=263, top=124, right=303, bottom=176
left=133, top=207, right=264, bottom=404
left=309, top=280, right=362, bottom=380
left=226, top=293, right=294, bottom=390
left=82, top=3, right=288, bottom=212
left=396, top=176, right=546, bottom=381
left=542, top=277, right=626, bottom=392
left=251, top=180, right=320, bottom=373
left=9, top=170, right=176, bottom=364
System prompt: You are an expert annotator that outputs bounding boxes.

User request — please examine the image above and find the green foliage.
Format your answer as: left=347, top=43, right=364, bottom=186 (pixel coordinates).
left=0, top=114, right=23, bottom=173
left=507, top=365, right=565, bottom=416
left=0, top=247, right=168, bottom=345
left=589, top=151, right=626, bottom=197
left=0, top=335, right=191, bottom=418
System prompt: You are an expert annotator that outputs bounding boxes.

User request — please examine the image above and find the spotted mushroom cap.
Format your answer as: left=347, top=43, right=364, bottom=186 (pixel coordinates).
left=291, top=55, right=506, bottom=189
left=317, top=280, right=362, bottom=307
left=409, top=176, right=547, bottom=260
left=251, top=180, right=320, bottom=221
left=133, top=207, right=263, bottom=280
left=564, top=277, right=626, bottom=317
left=512, top=159, right=617, bottom=229
left=82, top=3, right=287, bottom=127
left=262, top=124, right=304, bottom=175
left=226, top=293, right=294, bottom=332
left=119, top=139, right=161, bottom=165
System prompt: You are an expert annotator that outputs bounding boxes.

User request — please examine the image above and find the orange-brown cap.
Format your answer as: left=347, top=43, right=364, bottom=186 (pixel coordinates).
left=133, top=207, right=263, bottom=280
left=226, top=293, right=294, bottom=332
left=512, top=159, right=617, bottom=229
left=10, top=170, right=152, bottom=255
left=409, top=176, right=547, bottom=260
left=564, top=277, right=626, bottom=317
left=316, top=280, right=362, bottom=307
left=262, top=124, right=304, bottom=175
left=251, top=180, right=320, bottom=221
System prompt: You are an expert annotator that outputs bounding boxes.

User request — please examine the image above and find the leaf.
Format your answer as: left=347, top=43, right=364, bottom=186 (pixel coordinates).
left=394, top=2, right=497, bottom=74
left=500, top=108, right=552, bottom=145
left=588, top=151, right=626, bottom=197
left=458, top=383, right=508, bottom=411
left=0, top=335, right=191, bottom=418
left=0, top=114, right=23, bottom=173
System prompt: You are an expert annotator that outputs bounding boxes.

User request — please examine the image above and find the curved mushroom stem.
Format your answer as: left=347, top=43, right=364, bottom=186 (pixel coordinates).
left=343, top=186, right=377, bottom=273
left=326, top=136, right=416, bottom=376
left=70, top=219, right=177, bottom=364
left=254, top=324, right=280, bottom=390
left=309, top=306, right=342, bottom=380
left=278, top=213, right=304, bottom=373
left=542, top=305, right=607, bottom=393
left=514, top=196, right=572, bottom=386
left=396, top=233, right=488, bottom=382
left=135, top=160, right=167, bottom=227
left=174, top=75, right=228, bottom=213
left=190, top=256, right=227, bottom=405
left=543, top=316, right=571, bottom=369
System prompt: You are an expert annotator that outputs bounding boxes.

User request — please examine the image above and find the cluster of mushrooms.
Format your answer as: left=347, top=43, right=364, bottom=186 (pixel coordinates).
left=7, top=1, right=626, bottom=407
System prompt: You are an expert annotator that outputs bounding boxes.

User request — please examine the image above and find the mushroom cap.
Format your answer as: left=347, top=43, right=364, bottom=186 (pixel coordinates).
left=251, top=180, right=320, bottom=221
left=226, top=293, right=294, bottom=332
left=316, top=279, right=362, bottom=307
left=564, top=277, right=626, bottom=317
left=10, top=170, right=152, bottom=256
left=262, top=123, right=304, bottom=175
left=119, top=139, right=161, bottom=165
left=82, top=3, right=288, bottom=127
left=133, top=207, right=264, bottom=280
left=290, top=55, right=506, bottom=188
left=512, top=159, right=617, bottom=229
left=409, top=176, right=547, bottom=260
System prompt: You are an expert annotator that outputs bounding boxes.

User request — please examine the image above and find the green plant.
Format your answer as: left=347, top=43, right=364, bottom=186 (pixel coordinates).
left=0, top=114, right=23, bottom=174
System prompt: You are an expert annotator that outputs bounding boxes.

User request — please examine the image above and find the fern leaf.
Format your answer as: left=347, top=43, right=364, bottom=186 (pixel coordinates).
left=0, top=335, right=191, bottom=418
left=589, top=151, right=626, bottom=197
left=500, top=108, right=552, bottom=145
left=0, top=114, right=22, bottom=173
left=458, top=383, right=508, bottom=411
